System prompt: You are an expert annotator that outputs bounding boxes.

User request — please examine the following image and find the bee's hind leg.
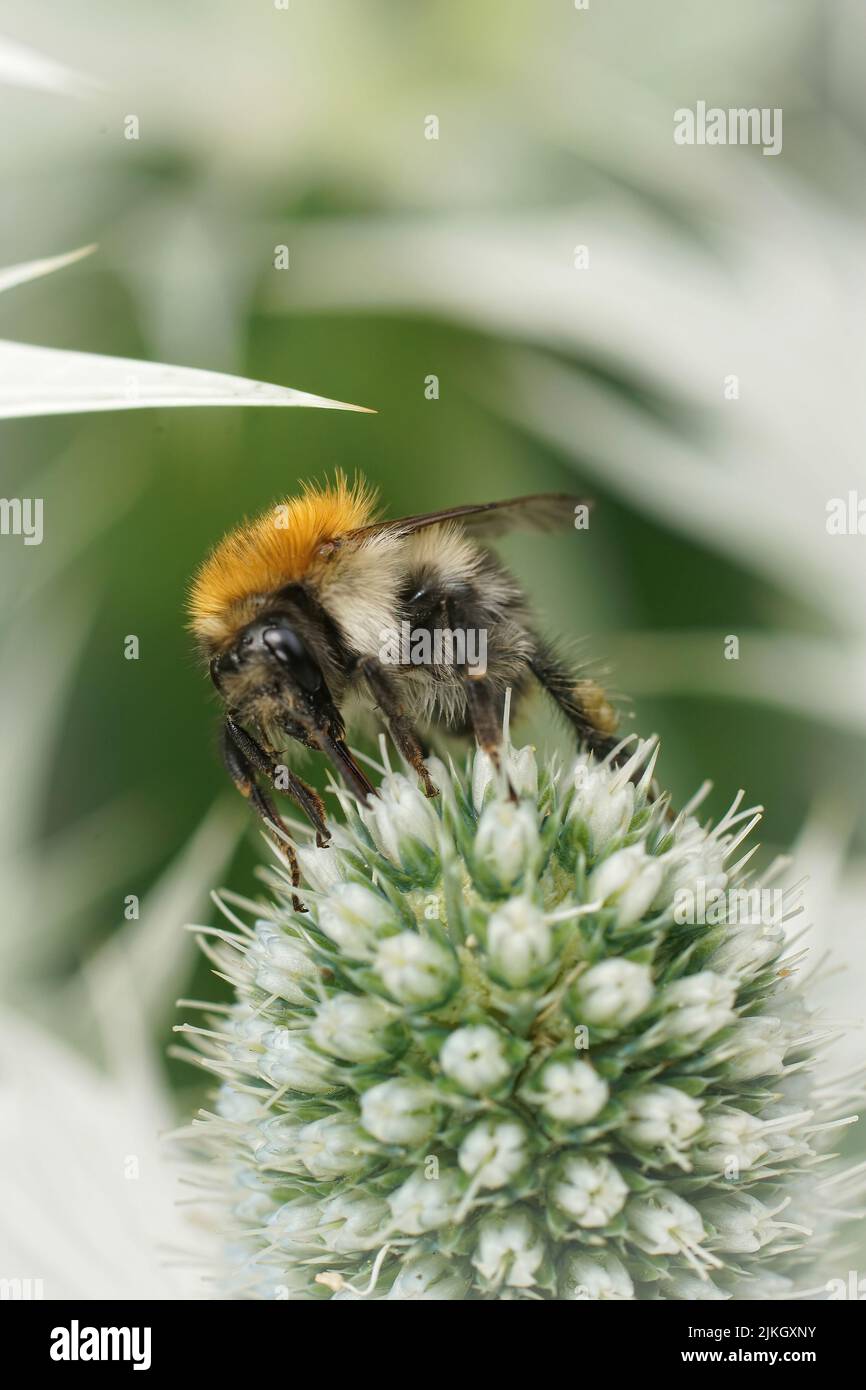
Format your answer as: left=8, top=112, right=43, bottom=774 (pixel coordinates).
left=528, top=641, right=662, bottom=800
left=528, top=643, right=627, bottom=766
left=356, top=658, right=439, bottom=798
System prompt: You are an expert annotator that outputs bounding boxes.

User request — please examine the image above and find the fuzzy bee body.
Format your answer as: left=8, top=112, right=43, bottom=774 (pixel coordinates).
left=188, top=477, right=622, bottom=876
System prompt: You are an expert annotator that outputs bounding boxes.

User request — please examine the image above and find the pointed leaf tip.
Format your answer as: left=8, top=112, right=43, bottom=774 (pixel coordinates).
left=0, top=341, right=374, bottom=419
left=0, top=244, right=374, bottom=417
left=0, top=244, right=98, bottom=296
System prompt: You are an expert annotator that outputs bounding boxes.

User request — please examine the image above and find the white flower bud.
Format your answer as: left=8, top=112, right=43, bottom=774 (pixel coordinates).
left=509, top=745, right=540, bottom=798
left=252, top=1115, right=306, bottom=1173
left=360, top=1078, right=441, bottom=1145
left=317, top=881, right=398, bottom=958
left=707, top=925, right=782, bottom=978
left=361, top=773, right=440, bottom=866
left=232, top=1189, right=278, bottom=1226
left=693, top=1109, right=768, bottom=1175
left=472, top=1208, right=547, bottom=1289
left=388, top=1167, right=464, bottom=1235
left=374, top=930, right=457, bottom=1005
left=225, top=1005, right=271, bottom=1067
left=701, top=1193, right=781, bottom=1253
left=458, top=1118, right=528, bottom=1189
left=472, top=742, right=538, bottom=811
left=317, top=1192, right=391, bottom=1254
left=664, top=1272, right=728, bottom=1300
left=732, top=1271, right=794, bottom=1300
left=627, top=1188, right=707, bottom=1256
left=248, top=922, right=318, bottom=1003
left=259, top=1027, right=339, bottom=1092
left=485, top=899, right=553, bottom=986
left=244, top=1263, right=315, bottom=1300
left=296, top=843, right=346, bottom=893
left=657, top=970, right=737, bottom=1045
left=571, top=958, right=654, bottom=1027
left=760, top=1107, right=810, bottom=1162
left=651, top=823, right=727, bottom=911
left=310, top=993, right=402, bottom=1063
left=439, top=1024, right=512, bottom=1095
left=589, top=846, right=663, bottom=926
left=216, top=1084, right=262, bottom=1123
left=559, top=1248, right=634, bottom=1300
left=620, top=1084, right=704, bottom=1156
left=522, top=1058, right=609, bottom=1125
left=569, top=761, right=634, bottom=852
left=295, top=1115, right=372, bottom=1180
left=549, top=1153, right=628, bottom=1228
left=474, top=800, right=539, bottom=888
left=717, top=1016, right=789, bottom=1080
left=387, top=1253, right=471, bottom=1300
left=266, top=1198, right=321, bottom=1252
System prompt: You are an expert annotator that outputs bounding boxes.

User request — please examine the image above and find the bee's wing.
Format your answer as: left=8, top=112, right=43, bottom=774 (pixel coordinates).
left=344, top=493, right=589, bottom=543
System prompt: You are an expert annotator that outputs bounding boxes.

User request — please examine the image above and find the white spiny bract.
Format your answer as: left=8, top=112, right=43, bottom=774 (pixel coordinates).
left=182, top=737, right=857, bottom=1300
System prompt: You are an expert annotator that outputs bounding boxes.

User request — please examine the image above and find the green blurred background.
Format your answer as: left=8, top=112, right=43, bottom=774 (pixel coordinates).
left=1, top=0, right=864, bottom=1113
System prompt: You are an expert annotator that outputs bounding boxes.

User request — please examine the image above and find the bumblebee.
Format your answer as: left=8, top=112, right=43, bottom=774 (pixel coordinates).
left=187, top=475, right=620, bottom=879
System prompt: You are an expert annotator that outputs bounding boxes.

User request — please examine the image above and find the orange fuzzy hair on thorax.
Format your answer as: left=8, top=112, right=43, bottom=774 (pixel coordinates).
left=187, top=475, right=377, bottom=646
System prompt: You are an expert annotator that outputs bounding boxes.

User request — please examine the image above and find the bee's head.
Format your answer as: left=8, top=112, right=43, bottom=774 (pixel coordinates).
left=208, top=613, right=375, bottom=802
left=215, top=614, right=323, bottom=689
left=211, top=614, right=323, bottom=704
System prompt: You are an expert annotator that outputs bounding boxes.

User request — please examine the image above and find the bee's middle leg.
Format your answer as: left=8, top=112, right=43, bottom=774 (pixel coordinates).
left=462, top=675, right=506, bottom=761
left=356, top=657, right=438, bottom=797
left=430, top=594, right=517, bottom=793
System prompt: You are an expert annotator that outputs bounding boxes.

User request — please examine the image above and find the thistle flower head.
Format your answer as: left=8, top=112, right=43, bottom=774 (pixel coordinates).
left=182, top=735, right=860, bottom=1300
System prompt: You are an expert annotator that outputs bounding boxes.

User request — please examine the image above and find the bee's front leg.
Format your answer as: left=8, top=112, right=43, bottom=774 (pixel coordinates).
left=225, top=717, right=330, bottom=845
left=221, top=723, right=306, bottom=909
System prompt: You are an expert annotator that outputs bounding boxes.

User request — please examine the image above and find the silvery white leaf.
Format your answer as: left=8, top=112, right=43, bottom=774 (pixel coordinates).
left=0, top=339, right=374, bottom=418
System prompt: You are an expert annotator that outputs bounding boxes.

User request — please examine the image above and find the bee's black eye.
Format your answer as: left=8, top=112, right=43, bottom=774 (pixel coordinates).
left=262, top=623, right=322, bottom=693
